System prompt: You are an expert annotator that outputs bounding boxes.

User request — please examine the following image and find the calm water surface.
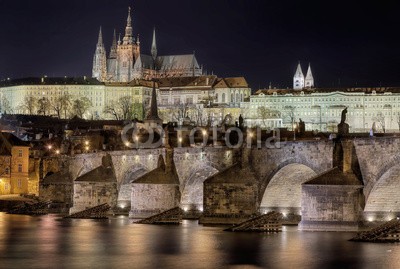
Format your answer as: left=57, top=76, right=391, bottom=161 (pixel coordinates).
left=1, top=213, right=400, bottom=269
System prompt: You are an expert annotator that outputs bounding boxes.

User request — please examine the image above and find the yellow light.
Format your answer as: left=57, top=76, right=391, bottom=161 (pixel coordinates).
left=202, top=130, right=207, bottom=136
left=85, top=146, right=89, bottom=151
left=55, top=150, right=60, bottom=154
left=248, top=132, right=253, bottom=138
left=47, top=145, right=52, bottom=150
left=84, top=140, right=89, bottom=146
left=125, top=142, right=129, bottom=147
left=134, top=135, right=139, bottom=141
left=178, top=137, right=182, bottom=143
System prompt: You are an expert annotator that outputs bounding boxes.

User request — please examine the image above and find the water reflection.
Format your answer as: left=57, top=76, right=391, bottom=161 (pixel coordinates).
left=1, top=213, right=400, bottom=269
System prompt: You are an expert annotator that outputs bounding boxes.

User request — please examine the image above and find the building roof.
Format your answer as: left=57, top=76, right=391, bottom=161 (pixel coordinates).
left=223, top=77, right=249, bottom=88
left=42, top=170, right=72, bottom=184
left=0, top=132, right=29, bottom=155
left=255, top=87, right=400, bottom=95
left=0, top=77, right=103, bottom=87
left=104, top=78, right=154, bottom=87
left=157, top=75, right=217, bottom=88
left=303, top=167, right=362, bottom=186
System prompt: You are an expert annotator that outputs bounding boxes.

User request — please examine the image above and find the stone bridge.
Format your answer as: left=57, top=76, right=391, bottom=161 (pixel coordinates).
left=58, top=136, right=400, bottom=222
left=66, top=140, right=333, bottom=214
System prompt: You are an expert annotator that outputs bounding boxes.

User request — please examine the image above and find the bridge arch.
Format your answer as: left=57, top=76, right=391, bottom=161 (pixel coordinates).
left=180, top=164, right=219, bottom=212
left=259, top=162, right=317, bottom=216
left=117, top=165, right=150, bottom=208
left=364, top=163, right=400, bottom=221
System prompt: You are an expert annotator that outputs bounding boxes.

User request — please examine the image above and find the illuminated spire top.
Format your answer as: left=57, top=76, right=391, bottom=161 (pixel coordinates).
left=123, top=6, right=134, bottom=44
left=97, top=27, right=104, bottom=46
left=151, top=27, right=157, bottom=60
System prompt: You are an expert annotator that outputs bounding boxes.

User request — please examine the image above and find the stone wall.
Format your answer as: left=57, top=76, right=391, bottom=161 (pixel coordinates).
left=39, top=184, right=73, bottom=205
left=70, top=182, right=118, bottom=214
left=130, top=184, right=180, bottom=218
left=299, top=185, right=363, bottom=231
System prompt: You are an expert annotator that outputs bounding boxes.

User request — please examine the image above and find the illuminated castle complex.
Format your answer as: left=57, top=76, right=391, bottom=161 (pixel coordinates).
left=92, top=7, right=203, bottom=82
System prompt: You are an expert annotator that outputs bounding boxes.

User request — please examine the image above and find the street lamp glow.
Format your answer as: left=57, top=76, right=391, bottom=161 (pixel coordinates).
left=202, top=129, right=207, bottom=136
left=47, top=145, right=52, bottom=150
left=85, top=146, right=89, bottom=151
left=55, top=149, right=60, bottom=154
left=178, top=137, right=182, bottom=143
left=84, top=140, right=89, bottom=146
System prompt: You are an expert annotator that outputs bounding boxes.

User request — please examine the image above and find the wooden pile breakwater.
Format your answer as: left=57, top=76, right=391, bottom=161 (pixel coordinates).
left=351, top=218, right=400, bottom=243
left=224, top=211, right=282, bottom=232
left=65, top=203, right=111, bottom=219
left=135, top=207, right=182, bottom=225
left=7, top=201, right=51, bottom=215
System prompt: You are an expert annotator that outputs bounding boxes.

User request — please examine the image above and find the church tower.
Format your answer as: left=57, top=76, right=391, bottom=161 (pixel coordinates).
left=116, top=7, right=140, bottom=82
left=92, top=27, right=107, bottom=81
left=293, top=62, right=305, bottom=90
left=304, top=63, right=314, bottom=88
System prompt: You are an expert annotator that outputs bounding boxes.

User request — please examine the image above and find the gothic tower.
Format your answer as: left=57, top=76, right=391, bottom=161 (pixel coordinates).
left=305, top=63, right=314, bottom=88
left=116, top=7, right=140, bottom=82
left=293, top=62, right=305, bottom=90
left=92, top=27, right=107, bottom=81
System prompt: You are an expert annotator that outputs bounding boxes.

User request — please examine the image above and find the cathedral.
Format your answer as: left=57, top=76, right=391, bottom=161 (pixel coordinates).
left=92, top=7, right=203, bottom=82
left=293, top=62, right=314, bottom=89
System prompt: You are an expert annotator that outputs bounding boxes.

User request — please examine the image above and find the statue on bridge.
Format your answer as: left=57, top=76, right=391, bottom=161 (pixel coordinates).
left=337, top=107, right=349, bottom=136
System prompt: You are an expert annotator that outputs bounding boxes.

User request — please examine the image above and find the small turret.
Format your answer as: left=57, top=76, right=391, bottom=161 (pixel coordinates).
left=109, top=29, right=117, bottom=59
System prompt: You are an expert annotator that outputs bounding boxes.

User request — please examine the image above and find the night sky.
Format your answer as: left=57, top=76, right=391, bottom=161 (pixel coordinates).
left=0, top=0, right=399, bottom=89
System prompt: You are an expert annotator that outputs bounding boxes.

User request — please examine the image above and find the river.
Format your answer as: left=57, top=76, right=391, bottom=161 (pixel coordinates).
left=0, top=213, right=399, bottom=269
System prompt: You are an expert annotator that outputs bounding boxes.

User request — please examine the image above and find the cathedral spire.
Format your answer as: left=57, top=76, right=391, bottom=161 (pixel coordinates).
left=293, top=61, right=305, bottom=90
left=109, top=29, right=117, bottom=58
left=145, top=80, right=162, bottom=124
left=123, top=6, right=134, bottom=44
left=97, top=27, right=104, bottom=46
left=151, top=27, right=158, bottom=60
left=92, top=26, right=107, bottom=81
left=305, top=63, right=314, bottom=88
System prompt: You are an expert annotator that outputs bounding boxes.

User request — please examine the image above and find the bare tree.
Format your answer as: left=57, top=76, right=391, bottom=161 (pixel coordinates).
left=103, top=96, right=135, bottom=120
left=257, top=106, right=281, bottom=129
left=52, top=93, right=72, bottom=118
left=72, top=97, right=92, bottom=118
left=1, top=97, right=13, bottom=114
left=19, top=96, right=37, bottom=114
left=103, top=101, right=120, bottom=120
left=119, top=96, right=134, bottom=120
left=284, top=105, right=296, bottom=130
left=37, top=97, right=51, bottom=116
